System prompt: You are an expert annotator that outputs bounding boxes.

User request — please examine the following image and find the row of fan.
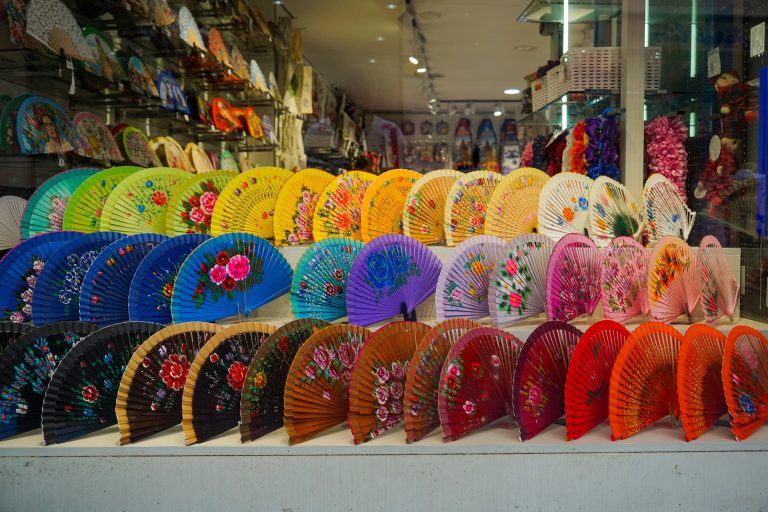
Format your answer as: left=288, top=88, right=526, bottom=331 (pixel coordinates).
left=0, top=318, right=764, bottom=446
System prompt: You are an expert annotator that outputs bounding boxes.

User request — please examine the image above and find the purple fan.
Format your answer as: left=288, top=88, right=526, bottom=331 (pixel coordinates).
left=346, top=234, right=441, bottom=326
left=545, top=233, right=601, bottom=322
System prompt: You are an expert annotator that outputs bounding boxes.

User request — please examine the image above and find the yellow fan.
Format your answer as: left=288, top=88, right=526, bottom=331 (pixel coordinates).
left=312, top=171, right=376, bottom=242
left=485, top=167, right=550, bottom=239
left=165, top=170, right=239, bottom=235
left=210, top=167, right=293, bottom=237
left=185, top=143, right=215, bottom=173
left=402, top=169, right=462, bottom=245
left=444, top=170, right=502, bottom=246
left=149, top=137, right=194, bottom=173
left=273, top=168, right=334, bottom=246
left=360, top=169, right=420, bottom=243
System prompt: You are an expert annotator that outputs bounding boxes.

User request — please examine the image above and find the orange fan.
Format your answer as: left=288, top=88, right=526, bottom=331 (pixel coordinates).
left=347, top=321, right=430, bottom=444
left=403, top=318, right=481, bottom=442
left=360, top=169, right=420, bottom=243
left=722, top=326, right=768, bottom=440
left=284, top=324, right=372, bottom=444
left=444, top=171, right=502, bottom=246
left=312, top=171, right=375, bottom=242
left=677, top=324, right=727, bottom=441
left=402, top=169, right=461, bottom=245
left=608, top=322, right=683, bottom=440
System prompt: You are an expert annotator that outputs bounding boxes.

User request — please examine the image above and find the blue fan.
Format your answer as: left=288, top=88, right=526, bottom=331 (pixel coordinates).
left=31, top=232, right=124, bottom=325
left=0, top=232, right=83, bottom=325
left=171, top=233, right=293, bottom=323
left=156, top=71, right=191, bottom=115
left=129, top=234, right=209, bottom=324
left=79, top=233, right=168, bottom=326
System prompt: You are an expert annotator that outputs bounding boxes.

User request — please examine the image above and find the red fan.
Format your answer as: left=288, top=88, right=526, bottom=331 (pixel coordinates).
left=564, top=320, right=630, bottom=440
left=722, top=326, right=768, bottom=440
left=512, top=321, right=582, bottom=440
left=437, top=328, right=523, bottom=441
left=212, top=97, right=243, bottom=133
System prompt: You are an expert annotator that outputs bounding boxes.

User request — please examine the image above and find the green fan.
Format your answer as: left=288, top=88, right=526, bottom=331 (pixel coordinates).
left=0, top=94, right=31, bottom=153
left=165, top=170, right=238, bottom=236
left=62, top=166, right=140, bottom=233
left=100, top=167, right=189, bottom=234
left=20, top=167, right=101, bottom=240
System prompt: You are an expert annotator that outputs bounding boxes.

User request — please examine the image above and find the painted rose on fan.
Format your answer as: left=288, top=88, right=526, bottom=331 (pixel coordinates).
left=7, top=256, right=45, bottom=323
left=192, top=242, right=264, bottom=308
left=226, top=361, right=247, bottom=391
left=179, top=181, right=220, bottom=234
left=82, top=385, right=99, bottom=403
left=159, top=354, right=190, bottom=391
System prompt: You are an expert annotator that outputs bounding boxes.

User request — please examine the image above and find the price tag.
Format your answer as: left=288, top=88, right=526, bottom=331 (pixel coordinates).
left=751, top=22, right=766, bottom=58
left=118, top=82, right=125, bottom=91
left=707, top=47, right=721, bottom=78
left=65, top=57, right=74, bottom=70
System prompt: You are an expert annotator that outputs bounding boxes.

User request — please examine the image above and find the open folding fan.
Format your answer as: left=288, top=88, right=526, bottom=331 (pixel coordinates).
left=249, top=60, right=268, bottom=91
left=485, top=167, right=550, bottom=239
left=312, top=171, right=376, bottom=242
left=181, top=322, right=275, bottom=444
left=0, top=196, right=27, bottom=251
left=608, top=322, right=683, bottom=440
left=0, top=321, right=97, bottom=440
left=157, top=137, right=194, bottom=172
left=128, top=234, right=208, bottom=324
left=290, top=238, right=364, bottom=321
left=347, top=321, right=430, bottom=444
left=31, top=232, right=123, bottom=325
left=72, top=113, right=123, bottom=163
left=116, top=322, right=222, bottom=444
left=677, top=324, right=727, bottom=441
left=283, top=324, right=372, bottom=444
left=99, top=167, right=188, bottom=234
left=239, top=318, right=330, bottom=443
left=79, top=233, right=167, bottom=326
left=722, top=326, right=768, bottom=440
left=0, top=321, right=31, bottom=352
left=171, top=233, right=292, bottom=323
left=435, top=235, right=506, bottom=321
left=229, top=46, right=250, bottom=81
left=444, top=170, right=502, bottom=246
left=273, top=168, right=334, bottom=246
left=211, top=167, right=292, bottom=238
left=588, top=176, right=643, bottom=247
left=220, top=148, right=239, bottom=171
left=346, top=234, right=442, bottom=326
left=402, top=169, right=461, bottom=245
left=16, top=96, right=83, bottom=156
left=404, top=319, right=481, bottom=442
left=563, top=320, right=630, bottom=440
left=545, top=234, right=602, bottom=322
left=360, top=169, right=420, bottom=243
left=207, top=27, right=231, bottom=68
left=127, top=56, right=159, bottom=98
left=697, top=235, right=739, bottom=323
left=648, top=236, right=698, bottom=323
left=41, top=321, right=163, bottom=444
left=211, top=98, right=243, bottom=133
left=537, top=172, right=593, bottom=242
left=0, top=94, right=31, bottom=153
left=149, top=0, right=175, bottom=27
left=156, top=71, right=191, bottom=115
left=61, top=166, right=139, bottom=233
left=601, top=237, right=649, bottom=323
left=643, top=173, right=696, bottom=244
left=23, top=0, right=97, bottom=63
left=177, top=6, right=206, bottom=50
left=184, top=143, right=214, bottom=173
left=164, top=170, right=237, bottom=236
left=121, top=127, right=161, bottom=167
left=438, top=328, right=523, bottom=441
left=82, top=27, right=126, bottom=83
left=20, top=167, right=101, bottom=240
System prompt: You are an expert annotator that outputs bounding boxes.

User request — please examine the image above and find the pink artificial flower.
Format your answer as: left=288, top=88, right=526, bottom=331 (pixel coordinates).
left=226, top=255, right=250, bottom=281
left=209, top=265, right=227, bottom=285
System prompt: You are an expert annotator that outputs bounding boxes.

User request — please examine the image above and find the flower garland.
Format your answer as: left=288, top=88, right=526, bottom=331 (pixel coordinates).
left=520, top=140, right=534, bottom=167
left=698, top=140, right=736, bottom=214
left=584, top=115, right=620, bottom=180
left=531, top=135, right=547, bottom=172
left=644, top=115, right=688, bottom=200
left=545, top=132, right=567, bottom=176
left=569, top=121, right=587, bottom=175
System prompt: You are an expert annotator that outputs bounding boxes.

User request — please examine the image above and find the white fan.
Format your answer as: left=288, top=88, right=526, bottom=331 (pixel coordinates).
left=0, top=196, right=27, bottom=250
left=697, top=235, right=739, bottom=323
left=537, top=172, right=593, bottom=242
left=588, top=176, right=643, bottom=247
left=24, top=0, right=98, bottom=63
left=642, top=173, right=695, bottom=245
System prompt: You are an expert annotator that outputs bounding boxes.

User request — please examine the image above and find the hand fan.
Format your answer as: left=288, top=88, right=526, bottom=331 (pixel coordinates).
left=312, top=171, right=376, bottom=242
left=348, top=321, right=430, bottom=444
left=697, top=235, right=739, bottom=323
left=444, top=170, right=502, bottom=246
left=24, top=0, right=97, bottom=63
left=165, top=170, right=237, bottom=236
left=488, top=234, right=554, bottom=328
left=346, top=234, right=442, bottom=326
left=360, top=169, right=420, bottom=243
left=79, top=233, right=167, bottom=326
left=0, top=321, right=32, bottom=352
left=127, top=56, right=159, bottom=97
left=155, top=137, right=193, bottom=172
left=402, top=169, right=461, bottom=245
left=20, top=167, right=101, bottom=240
left=0, top=231, right=82, bottom=324
left=61, top=166, right=139, bottom=233
left=643, top=173, right=696, bottom=244
left=116, top=322, right=222, bottom=444
left=177, top=6, right=205, bottom=50
left=31, top=232, right=124, bottom=325
left=156, top=71, right=191, bottom=115
left=273, top=168, right=334, bottom=246
left=600, top=237, right=649, bottom=323
left=82, top=27, right=126, bottom=83
left=0, top=94, right=31, bottom=153
left=722, top=326, right=768, bottom=440
left=438, top=328, right=523, bottom=441
left=128, top=234, right=209, bottom=324
left=186, top=88, right=213, bottom=126
left=435, top=235, right=506, bottom=321
left=41, top=321, right=163, bottom=444
left=512, top=321, right=583, bottom=440
left=171, top=233, right=292, bottom=323
left=545, top=234, right=602, bottom=322
left=181, top=322, right=275, bottom=444
left=648, top=236, right=698, bottom=323
left=121, top=127, right=162, bottom=167
left=16, top=96, right=83, bottom=156
left=229, top=45, right=250, bottom=81
left=0, top=321, right=97, bottom=440
left=243, top=108, right=265, bottom=140
left=220, top=148, right=239, bottom=171
left=72, top=113, right=123, bottom=163
left=677, top=324, right=727, bottom=441
left=563, top=320, right=630, bottom=440
left=588, top=176, right=643, bottom=247
left=212, top=98, right=243, bottom=133
left=453, top=118, right=473, bottom=170
left=537, top=172, right=593, bottom=242
left=100, top=167, right=188, bottom=235
left=184, top=143, right=214, bottom=173
left=485, top=167, right=550, bottom=239
left=0, top=196, right=26, bottom=251
left=211, top=167, right=292, bottom=238
left=149, top=0, right=175, bottom=27
left=290, top=238, right=364, bottom=321
left=283, top=324, right=371, bottom=444
left=249, top=59, right=268, bottom=92
left=207, top=27, right=231, bottom=68
left=239, top=318, right=330, bottom=442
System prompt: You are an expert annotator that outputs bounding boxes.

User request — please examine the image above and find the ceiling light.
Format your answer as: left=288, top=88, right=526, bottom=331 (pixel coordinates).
left=493, top=103, right=504, bottom=117
left=386, top=3, right=397, bottom=10
left=504, top=88, right=521, bottom=95
left=419, top=11, right=441, bottom=21
left=416, top=67, right=427, bottom=73
left=514, top=45, right=537, bottom=52
left=376, top=36, right=385, bottom=42
left=428, top=97, right=438, bottom=104
left=408, top=56, right=419, bottom=65
left=369, top=58, right=377, bottom=64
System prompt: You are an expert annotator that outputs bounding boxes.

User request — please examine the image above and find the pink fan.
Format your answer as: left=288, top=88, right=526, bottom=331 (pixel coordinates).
left=697, top=235, right=738, bottom=323
left=648, top=236, right=698, bottom=323
left=546, top=234, right=601, bottom=322
left=600, top=237, right=649, bottom=323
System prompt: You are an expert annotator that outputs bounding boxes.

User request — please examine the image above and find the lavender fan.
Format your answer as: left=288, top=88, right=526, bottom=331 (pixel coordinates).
left=546, top=233, right=601, bottom=322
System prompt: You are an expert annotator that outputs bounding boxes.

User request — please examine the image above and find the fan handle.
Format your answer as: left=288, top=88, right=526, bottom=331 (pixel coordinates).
left=400, top=302, right=417, bottom=322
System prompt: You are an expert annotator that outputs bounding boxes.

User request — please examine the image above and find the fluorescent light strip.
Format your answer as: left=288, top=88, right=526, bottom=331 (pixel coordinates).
left=690, top=0, right=697, bottom=77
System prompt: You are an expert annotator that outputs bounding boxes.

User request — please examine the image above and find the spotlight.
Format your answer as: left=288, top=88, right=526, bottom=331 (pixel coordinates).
left=416, top=67, right=427, bottom=73
left=408, top=56, right=419, bottom=65
left=493, top=103, right=504, bottom=117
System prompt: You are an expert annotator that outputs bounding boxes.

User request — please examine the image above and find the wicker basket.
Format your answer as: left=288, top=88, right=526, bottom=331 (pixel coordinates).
left=546, top=64, right=568, bottom=102
left=531, top=76, right=548, bottom=111
left=564, top=47, right=622, bottom=91
left=645, top=47, right=662, bottom=91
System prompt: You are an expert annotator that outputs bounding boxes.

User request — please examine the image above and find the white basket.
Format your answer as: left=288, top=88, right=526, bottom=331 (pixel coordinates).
left=546, top=64, right=568, bottom=102
left=645, top=47, right=662, bottom=91
left=564, top=47, right=622, bottom=91
left=531, top=76, right=548, bottom=111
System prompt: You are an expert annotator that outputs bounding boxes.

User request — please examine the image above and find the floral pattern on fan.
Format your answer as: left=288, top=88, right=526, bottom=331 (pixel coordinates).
left=649, top=245, right=688, bottom=302
left=495, top=239, right=547, bottom=317
left=549, top=247, right=601, bottom=321
left=449, top=183, right=488, bottom=235
left=122, top=128, right=159, bottom=167
left=560, top=195, right=588, bottom=226
left=46, top=195, right=67, bottom=231
left=316, top=174, right=369, bottom=237
left=601, top=238, right=648, bottom=320
left=440, top=352, right=502, bottom=419
left=443, top=251, right=492, bottom=312
left=7, top=256, right=45, bottom=323
left=178, top=179, right=220, bottom=234
left=365, top=246, right=420, bottom=300
left=193, top=242, right=264, bottom=308
left=58, top=249, right=99, bottom=305
left=287, top=188, right=316, bottom=245
left=298, top=331, right=362, bottom=396
left=369, top=359, right=409, bottom=437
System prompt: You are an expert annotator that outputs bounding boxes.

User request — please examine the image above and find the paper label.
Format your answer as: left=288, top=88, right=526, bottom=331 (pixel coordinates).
left=751, top=22, right=766, bottom=58
left=707, top=47, right=721, bottom=78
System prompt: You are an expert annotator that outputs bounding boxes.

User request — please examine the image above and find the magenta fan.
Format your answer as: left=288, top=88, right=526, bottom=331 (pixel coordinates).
left=600, top=237, right=649, bottom=323
left=697, top=235, right=738, bottom=323
left=545, top=233, right=601, bottom=322
left=648, top=235, right=698, bottom=323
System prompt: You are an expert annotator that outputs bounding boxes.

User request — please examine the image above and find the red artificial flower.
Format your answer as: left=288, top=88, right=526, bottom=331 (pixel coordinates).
left=227, top=361, right=248, bottom=391
left=216, top=251, right=230, bottom=265
left=82, top=385, right=99, bottom=403
left=188, top=195, right=200, bottom=207
left=277, top=336, right=290, bottom=353
left=159, top=354, right=190, bottom=391
left=222, top=276, right=236, bottom=291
